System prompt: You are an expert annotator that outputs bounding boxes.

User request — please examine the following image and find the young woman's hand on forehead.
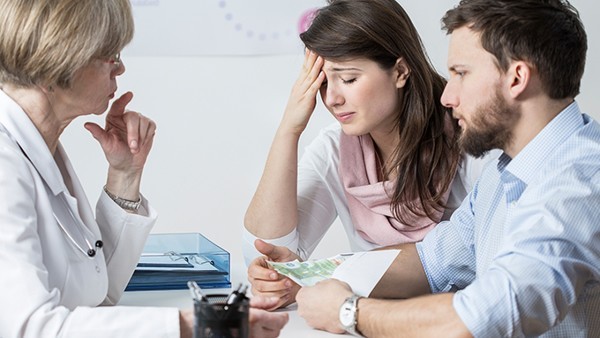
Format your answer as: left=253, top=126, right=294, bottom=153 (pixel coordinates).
left=279, top=50, right=326, bottom=135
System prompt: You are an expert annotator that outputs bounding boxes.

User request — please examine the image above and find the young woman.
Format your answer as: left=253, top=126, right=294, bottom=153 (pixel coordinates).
left=243, top=0, right=497, bottom=309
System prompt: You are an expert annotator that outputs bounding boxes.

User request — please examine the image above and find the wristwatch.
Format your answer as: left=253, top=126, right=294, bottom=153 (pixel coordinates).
left=339, top=295, right=364, bottom=337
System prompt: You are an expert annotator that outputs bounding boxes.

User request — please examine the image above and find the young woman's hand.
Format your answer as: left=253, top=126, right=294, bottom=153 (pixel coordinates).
left=247, top=240, right=302, bottom=310
left=279, top=50, right=326, bottom=135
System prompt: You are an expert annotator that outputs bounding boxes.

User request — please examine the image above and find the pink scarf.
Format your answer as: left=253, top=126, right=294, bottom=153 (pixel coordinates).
left=339, top=132, right=450, bottom=246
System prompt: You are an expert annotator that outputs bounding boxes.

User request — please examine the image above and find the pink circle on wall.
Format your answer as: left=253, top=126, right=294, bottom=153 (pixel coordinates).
left=298, top=8, right=318, bottom=34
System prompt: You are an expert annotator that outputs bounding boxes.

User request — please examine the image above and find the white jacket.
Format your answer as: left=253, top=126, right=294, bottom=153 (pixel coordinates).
left=0, top=90, right=179, bottom=338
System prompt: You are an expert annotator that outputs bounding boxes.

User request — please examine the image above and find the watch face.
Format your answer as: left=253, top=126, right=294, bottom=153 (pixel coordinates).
left=339, top=301, right=355, bottom=327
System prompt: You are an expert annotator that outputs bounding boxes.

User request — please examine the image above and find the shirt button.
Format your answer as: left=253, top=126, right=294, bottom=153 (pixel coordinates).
left=510, top=201, right=517, bottom=207
left=96, top=265, right=101, bottom=273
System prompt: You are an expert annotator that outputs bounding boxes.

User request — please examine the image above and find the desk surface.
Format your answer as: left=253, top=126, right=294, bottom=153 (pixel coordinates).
left=119, top=288, right=348, bottom=337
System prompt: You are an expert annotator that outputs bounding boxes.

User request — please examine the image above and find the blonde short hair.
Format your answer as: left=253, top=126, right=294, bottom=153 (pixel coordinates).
left=0, top=0, right=134, bottom=88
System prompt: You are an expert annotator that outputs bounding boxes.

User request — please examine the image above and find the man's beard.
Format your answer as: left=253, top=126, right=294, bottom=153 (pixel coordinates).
left=458, top=88, right=520, bottom=158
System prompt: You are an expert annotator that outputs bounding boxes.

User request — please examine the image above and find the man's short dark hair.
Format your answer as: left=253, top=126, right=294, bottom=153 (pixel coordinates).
left=442, top=0, right=587, bottom=99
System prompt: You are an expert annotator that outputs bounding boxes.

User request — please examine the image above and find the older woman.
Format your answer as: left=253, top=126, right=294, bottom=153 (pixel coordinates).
left=0, top=1, right=286, bottom=337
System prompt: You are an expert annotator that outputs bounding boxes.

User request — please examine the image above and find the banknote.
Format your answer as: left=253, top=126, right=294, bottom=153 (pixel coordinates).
left=267, top=254, right=353, bottom=286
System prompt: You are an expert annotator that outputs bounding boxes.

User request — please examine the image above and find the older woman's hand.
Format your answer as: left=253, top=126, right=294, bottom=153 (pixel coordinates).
left=85, top=91, right=155, bottom=172
left=85, top=91, right=156, bottom=200
left=249, top=296, right=290, bottom=338
left=178, top=297, right=288, bottom=338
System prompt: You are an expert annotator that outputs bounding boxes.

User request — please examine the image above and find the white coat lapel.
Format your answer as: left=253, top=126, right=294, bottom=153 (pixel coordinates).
left=0, top=91, right=64, bottom=195
left=0, top=90, right=100, bottom=258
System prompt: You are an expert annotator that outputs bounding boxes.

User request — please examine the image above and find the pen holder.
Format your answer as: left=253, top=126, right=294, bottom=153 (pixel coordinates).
left=194, top=294, right=249, bottom=338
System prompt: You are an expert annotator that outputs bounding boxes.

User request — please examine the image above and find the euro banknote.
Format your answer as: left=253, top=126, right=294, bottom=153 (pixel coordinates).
left=267, top=254, right=352, bottom=286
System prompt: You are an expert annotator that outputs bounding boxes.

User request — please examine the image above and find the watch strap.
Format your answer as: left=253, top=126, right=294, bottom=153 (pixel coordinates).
left=340, top=295, right=364, bottom=337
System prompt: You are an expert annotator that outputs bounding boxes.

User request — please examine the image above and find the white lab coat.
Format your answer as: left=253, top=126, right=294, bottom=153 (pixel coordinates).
left=0, top=90, right=179, bottom=338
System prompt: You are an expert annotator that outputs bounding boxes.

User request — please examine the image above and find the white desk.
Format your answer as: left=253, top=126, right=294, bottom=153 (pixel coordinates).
left=119, top=288, right=348, bottom=337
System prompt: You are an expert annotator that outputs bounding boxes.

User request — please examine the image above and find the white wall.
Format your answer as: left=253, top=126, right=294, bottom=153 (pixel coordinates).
left=62, top=0, right=599, bottom=283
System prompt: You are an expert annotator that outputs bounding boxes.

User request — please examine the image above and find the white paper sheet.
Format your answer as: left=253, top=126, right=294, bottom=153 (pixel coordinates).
left=332, top=249, right=401, bottom=297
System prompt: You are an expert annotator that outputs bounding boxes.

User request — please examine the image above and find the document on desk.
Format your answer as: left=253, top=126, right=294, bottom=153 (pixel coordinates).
left=268, top=249, right=400, bottom=297
left=137, top=253, right=220, bottom=272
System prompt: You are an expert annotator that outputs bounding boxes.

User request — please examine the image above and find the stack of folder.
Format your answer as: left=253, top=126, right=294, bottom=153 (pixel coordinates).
left=126, top=233, right=231, bottom=291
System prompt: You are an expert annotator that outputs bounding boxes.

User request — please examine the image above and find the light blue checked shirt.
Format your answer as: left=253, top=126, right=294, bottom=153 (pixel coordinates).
left=417, top=102, right=600, bottom=337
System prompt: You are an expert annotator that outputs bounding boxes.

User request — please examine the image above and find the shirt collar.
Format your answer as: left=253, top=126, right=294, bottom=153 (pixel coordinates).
left=502, top=101, right=583, bottom=185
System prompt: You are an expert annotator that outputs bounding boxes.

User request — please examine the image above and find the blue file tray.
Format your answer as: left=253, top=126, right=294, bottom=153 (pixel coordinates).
left=126, top=233, right=231, bottom=291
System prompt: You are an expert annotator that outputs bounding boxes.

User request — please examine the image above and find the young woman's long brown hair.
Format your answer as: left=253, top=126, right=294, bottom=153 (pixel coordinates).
left=300, top=0, right=461, bottom=224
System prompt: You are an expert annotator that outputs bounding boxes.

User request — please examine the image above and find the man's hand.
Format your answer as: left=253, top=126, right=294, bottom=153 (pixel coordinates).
left=296, top=279, right=353, bottom=334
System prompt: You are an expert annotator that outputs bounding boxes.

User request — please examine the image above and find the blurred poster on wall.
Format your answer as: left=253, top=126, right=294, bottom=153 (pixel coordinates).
left=127, top=0, right=325, bottom=56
